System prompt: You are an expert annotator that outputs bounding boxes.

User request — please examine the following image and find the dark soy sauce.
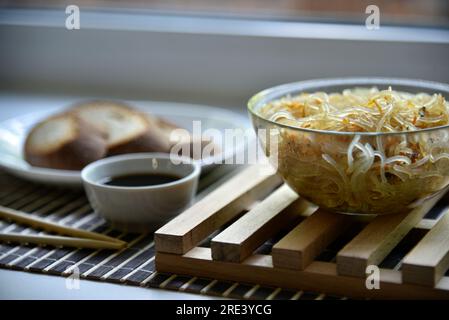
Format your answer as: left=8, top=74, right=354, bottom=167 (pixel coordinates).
left=101, top=173, right=181, bottom=187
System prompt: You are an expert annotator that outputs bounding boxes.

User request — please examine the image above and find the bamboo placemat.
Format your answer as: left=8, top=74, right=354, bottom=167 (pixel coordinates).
left=1, top=168, right=446, bottom=300
left=0, top=167, right=335, bottom=300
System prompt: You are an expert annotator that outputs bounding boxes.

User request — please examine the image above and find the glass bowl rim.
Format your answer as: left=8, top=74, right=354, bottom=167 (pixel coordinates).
left=248, top=77, right=449, bottom=137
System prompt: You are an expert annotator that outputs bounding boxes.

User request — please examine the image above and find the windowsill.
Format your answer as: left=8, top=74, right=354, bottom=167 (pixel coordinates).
left=1, top=8, right=448, bottom=109
left=1, top=8, right=448, bottom=44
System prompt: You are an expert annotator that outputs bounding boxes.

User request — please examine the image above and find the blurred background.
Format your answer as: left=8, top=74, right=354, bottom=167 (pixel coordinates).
left=0, top=0, right=448, bottom=110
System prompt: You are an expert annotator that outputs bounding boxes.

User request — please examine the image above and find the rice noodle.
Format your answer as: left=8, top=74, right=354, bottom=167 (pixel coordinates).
left=322, top=154, right=349, bottom=186
left=410, top=155, right=430, bottom=168
left=347, top=135, right=360, bottom=172
left=385, top=156, right=412, bottom=165
left=431, top=153, right=449, bottom=162
left=373, top=150, right=387, bottom=183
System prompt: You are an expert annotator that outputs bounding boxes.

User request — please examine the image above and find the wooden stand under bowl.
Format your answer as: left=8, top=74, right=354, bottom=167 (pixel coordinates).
left=154, top=165, right=449, bottom=299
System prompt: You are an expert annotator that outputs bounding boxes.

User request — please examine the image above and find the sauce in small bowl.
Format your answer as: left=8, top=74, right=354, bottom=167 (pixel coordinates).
left=81, top=153, right=201, bottom=232
left=100, top=173, right=182, bottom=187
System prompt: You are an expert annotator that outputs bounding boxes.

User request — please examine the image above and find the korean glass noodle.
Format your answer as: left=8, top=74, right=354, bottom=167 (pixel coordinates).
left=253, top=86, right=449, bottom=215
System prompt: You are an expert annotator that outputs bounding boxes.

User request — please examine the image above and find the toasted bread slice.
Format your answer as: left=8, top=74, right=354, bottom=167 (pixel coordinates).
left=24, top=114, right=107, bottom=170
left=156, top=117, right=219, bottom=160
left=156, top=117, right=190, bottom=145
left=70, top=101, right=170, bottom=155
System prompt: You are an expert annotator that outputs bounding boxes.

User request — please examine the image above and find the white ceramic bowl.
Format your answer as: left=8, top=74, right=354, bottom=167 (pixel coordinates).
left=81, top=153, right=201, bottom=232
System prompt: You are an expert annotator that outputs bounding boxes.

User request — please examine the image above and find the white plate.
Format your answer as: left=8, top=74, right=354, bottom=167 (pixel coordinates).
left=0, top=101, right=250, bottom=187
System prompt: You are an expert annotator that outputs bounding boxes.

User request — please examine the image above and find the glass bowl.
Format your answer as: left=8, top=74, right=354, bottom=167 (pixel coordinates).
left=248, top=78, right=449, bottom=215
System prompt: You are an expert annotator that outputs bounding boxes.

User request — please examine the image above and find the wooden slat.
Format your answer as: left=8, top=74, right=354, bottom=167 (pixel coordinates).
left=402, top=211, right=449, bottom=287
left=0, top=233, right=125, bottom=250
left=155, top=165, right=282, bottom=254
left=210, top=184, right=315, bottom=262
left=416, top=219, right=438, bottom=230
left=156, top=247, right=449, bottom=299
left=272, top=210, right=350, bottom=270
left=336, top=193, right=443, bottom=277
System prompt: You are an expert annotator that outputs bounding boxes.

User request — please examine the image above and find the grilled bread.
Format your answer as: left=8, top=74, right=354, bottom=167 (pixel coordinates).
left=24, top=114, right=107, bottom=170
left=70, top=101, right=170, bottom=155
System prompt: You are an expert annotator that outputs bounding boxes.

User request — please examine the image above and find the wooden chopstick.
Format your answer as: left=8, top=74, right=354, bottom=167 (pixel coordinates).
left=0, top=232, right=126, bottom=250
left=0, top=205, right=126, bottom=245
